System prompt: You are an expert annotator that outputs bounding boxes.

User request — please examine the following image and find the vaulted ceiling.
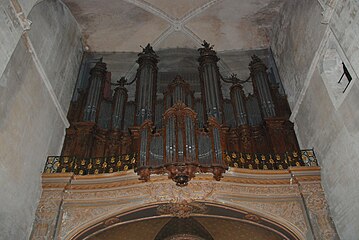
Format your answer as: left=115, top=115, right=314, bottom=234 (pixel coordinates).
left=63, top=0, right=286, bottom=52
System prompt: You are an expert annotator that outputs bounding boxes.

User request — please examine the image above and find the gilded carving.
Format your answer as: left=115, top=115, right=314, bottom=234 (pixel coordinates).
left=157, top=201, right=207, bottom=218
left=148, top=182, right=215, bottom=202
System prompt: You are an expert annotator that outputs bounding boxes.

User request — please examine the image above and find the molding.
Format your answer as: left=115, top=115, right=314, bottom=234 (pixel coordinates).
left=42, top=167, right=321, bottom=190
left=181, top=0, right=219, bottom=24
left=151, top=26, right=175, bottom=48
left=123, top=0, right=174, bottom=24
left=10, top=0, right=32, bottom=30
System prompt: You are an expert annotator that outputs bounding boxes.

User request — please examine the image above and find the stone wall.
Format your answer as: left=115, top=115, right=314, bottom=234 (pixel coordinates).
left=0, top=0, right=83, bottom=239
left=270, top=0, right=327, bottom=108
left=271, top=0, right=359, bottom=239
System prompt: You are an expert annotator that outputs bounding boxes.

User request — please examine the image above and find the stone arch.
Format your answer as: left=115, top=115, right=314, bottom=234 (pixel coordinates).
left=64, top=201, right=305, bottom=240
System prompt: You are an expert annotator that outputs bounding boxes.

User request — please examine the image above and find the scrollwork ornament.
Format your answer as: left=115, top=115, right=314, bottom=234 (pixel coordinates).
left=148, top=182, right=215, bottom=202
left=157, top=201, right=207, bottom=218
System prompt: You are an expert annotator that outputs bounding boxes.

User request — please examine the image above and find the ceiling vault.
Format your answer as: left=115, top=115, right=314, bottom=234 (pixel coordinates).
left=123, top=0, right=220, bottom=49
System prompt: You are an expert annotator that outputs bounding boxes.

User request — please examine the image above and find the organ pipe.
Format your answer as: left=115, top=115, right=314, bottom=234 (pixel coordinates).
left=198, top=41, right=224, bottom=123
left=111, top=78, right=128, bottom=130
left=83, top=59, right=107, bottom=122
left=134, top=44, right=159, bottom=125
left=230, top=83, right=248, bottom=126
left=249, top=55, right=276, bottom=118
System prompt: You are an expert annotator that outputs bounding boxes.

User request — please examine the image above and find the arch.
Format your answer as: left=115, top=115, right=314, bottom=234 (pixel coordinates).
left=65, top=201, right=305, bottom=240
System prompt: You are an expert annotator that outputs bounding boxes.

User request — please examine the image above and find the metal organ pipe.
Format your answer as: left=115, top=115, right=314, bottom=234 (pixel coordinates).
left=198, top=41, right=225, bottom=166
left=134, top=44, right=159, bottom=125
left=165, top=76, right=193, bottom=108
left=83, top=59, right=107, bottom=122
left=198, top=41, right=224, bottom=123
left=230, top=83, right=248, bottom=126
left=249, top=55, right=276, bottom=118
left=112, top=81, right=128, bottom=130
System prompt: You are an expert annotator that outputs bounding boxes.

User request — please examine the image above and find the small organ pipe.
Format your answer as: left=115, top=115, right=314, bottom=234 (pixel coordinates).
left=230, top=83, right=248, bottom=126
left=112, top=79, right=128, bottom=130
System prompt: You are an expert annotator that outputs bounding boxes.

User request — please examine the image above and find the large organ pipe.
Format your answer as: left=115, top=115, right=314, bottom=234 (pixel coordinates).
left=198, top=41, right=224, bottom=123
left=249, top=55, right=276, bottom=118
left=134, top=44, right=159, bottom=125
left=83, top=59, right=107, bottom=122
left=198, top=41, right=225, bottom=168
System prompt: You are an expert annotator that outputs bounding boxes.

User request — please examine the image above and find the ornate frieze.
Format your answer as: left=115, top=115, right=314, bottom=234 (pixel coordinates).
left=157, top=201, right=208, bottom=218
left=31, top=168, right=338, bottom=240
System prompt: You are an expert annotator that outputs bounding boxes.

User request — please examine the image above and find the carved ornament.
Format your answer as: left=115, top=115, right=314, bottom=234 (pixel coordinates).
left=157, top=201, right=207, bottom=218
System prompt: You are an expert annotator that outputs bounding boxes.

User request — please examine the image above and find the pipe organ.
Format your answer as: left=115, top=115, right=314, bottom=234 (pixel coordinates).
left=63, top=42, right=300, bottom=186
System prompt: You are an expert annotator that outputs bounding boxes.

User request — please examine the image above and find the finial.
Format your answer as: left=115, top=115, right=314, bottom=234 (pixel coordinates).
left=118, top=77, right=127, bottom=86
left=198, top=40, right=217, bottom=58
left=250, top=55, right=262, bottom=64
left=138, top=43, right=158, bottom=59
left=200, top=40, right=214, bottom=51
left=139, top=43, right=156, bottom=55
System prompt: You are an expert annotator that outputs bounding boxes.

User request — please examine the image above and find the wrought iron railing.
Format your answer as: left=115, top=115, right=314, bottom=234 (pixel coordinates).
left=225, top=149, right=318, bottom=170
left=43, top=149, right=317, bottom=175
left=44, top=154, right=136, bottom=175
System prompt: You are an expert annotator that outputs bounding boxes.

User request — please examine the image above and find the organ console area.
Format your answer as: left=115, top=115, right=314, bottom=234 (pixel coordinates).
left=57, top=41, right=308, bottom=186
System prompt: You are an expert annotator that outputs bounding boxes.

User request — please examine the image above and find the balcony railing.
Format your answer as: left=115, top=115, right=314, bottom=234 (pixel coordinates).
left=226, top=149, right=318, bottom=170
left=43, top=149, right=318, bottom=175
left=44, top=154, right=137, bottom=175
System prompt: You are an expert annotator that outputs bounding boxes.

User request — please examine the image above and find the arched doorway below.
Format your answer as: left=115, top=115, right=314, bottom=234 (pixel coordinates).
left=73, top=202, right=301, bottom=240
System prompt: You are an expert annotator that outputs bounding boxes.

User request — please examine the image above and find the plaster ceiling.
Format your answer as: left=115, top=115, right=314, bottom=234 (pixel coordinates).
left=63, top=0, right=286, bottom=52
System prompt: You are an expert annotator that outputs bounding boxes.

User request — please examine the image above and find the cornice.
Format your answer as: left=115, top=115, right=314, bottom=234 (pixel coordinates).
left=41, top=166, right=321, bottom=191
